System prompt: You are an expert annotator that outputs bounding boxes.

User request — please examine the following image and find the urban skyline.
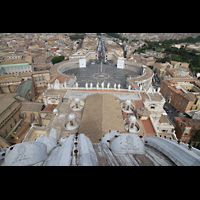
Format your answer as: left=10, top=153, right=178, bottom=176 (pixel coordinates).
left=1, top=33, right=200, bottom=166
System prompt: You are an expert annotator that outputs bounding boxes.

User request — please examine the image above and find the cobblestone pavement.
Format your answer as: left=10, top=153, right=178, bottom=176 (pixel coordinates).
left=62, top=62, right=141, bottom=89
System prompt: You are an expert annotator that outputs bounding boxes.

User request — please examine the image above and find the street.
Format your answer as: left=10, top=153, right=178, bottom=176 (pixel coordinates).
left=164, top=102, right=189, bottom=122
left=97, top=38, right=106, bottom=62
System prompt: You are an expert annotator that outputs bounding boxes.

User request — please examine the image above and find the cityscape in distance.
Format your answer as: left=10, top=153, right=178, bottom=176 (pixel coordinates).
left=1, top=33, right=200, bottom=166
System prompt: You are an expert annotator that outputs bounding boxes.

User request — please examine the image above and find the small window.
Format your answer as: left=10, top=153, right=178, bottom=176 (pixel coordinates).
left=5, top=129, right=8, bottom=134
left=10, top=124, right=12, bottom=129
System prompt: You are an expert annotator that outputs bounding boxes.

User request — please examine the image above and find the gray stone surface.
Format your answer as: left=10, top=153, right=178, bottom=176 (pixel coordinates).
left=62, top=61, right=141, bottom=89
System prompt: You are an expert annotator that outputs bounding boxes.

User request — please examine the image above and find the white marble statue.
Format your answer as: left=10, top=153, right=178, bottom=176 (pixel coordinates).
left=107, top=83, right=110, bottom=90
left=118, top=84, right=121, bottom=90
left=85, top=82, right=88, bottom=89
left=128, top=85, right=131, bottom=91
left=64, top=81, right=67, bottom=88
left=54, top=79, right=60, bottom=89
left=48, top=83, right=51, bottom=89
left=101, top=82, right=104, bottom=89
left=114, top=83, right=116, bottom=90
left=96, top=82, right=99, bottom=89
left=75, top=82, right=78, bottom=89
left=90, top=82, right=93, bottom=89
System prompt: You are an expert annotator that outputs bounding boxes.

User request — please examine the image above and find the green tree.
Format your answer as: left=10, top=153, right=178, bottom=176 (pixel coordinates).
left=51, top=56, right=65, bottom=64
left=69, top=34, right=85, bottom=40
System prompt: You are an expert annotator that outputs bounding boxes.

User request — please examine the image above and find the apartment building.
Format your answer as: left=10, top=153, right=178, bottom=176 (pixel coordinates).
left=32, top=70, right=50, bottom=88
left=160, top=79, right=198, bottom=114
left=14, top=80, right=35, bottom=101
left=0, top=93, right=22, bottom=146
left=129, top=53, right=156, bottom=66
left=0, top=70, right=50, bottom=94
left=173, top=117, right=200, bottom=146
left=170, top=61, right=189, bottom=69
left=0, top=63, right=33, bottom=75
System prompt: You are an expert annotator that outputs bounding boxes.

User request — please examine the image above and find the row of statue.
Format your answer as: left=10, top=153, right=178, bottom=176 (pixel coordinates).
left=84, top=82, right=131, bottom=90
left=48, top=79, right=132, bottom=90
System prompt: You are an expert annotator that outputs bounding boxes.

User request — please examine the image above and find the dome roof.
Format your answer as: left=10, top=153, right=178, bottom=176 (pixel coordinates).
left=74, top=98, right=80, bottom=103
left=129, top=115, right=137, bottom=123
left=68, top=113, right=76, bottom=120
left=100, top=130, right=120, bottom=147
left=125, top=99, right=132, bottom=105
left=53, top=108, right=58, bottom=113
left=59, top=137, right=68, bottom=146
left=145, top=136, right=200, bottom=166
left=3, top=141, right=47, bottom=166
left=110, top=134, right=145, bottom=154
left=35, top=134, right=57, bottom=154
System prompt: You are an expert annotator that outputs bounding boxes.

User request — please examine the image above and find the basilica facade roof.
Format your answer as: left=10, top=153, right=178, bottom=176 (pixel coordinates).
left=79, top=93, right=126, bottom=143
left=3, top=132, right=200, bottom=166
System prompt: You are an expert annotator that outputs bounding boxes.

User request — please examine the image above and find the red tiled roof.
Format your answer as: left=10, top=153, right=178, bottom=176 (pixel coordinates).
left=168, top=85, right=183, bottom=93
left=50, top=75, right=56, bottom=80
left=131, top=82, right=139, bottom=88
left=174, top=117, right=200, bottom=124
left=166, top=68, right=174, bottom=75
left=134, top=100, right=144, bottom=110
left=142, top=118, right=155, bottom=135
left=58, top=75, right=66, bottom=83
left=168, top=78, right=197, bottom=82
left=43, top=104, right=56, bottom=112
left=183, top=121, right=190, bottom=127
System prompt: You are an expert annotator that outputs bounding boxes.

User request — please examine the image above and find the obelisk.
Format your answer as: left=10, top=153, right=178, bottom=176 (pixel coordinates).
left=101, top=61, right=103, bottom=76
left=99, top=61, right=104, bottom=77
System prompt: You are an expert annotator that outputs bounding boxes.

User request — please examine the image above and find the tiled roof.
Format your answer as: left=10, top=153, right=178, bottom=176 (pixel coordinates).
left=79, top=93, right=126, bottom=143
left=0, top=93, right=19, bottom=114
left=14, top=80, right=32, bottom=97
left=142, top=118, right=155, bottom=135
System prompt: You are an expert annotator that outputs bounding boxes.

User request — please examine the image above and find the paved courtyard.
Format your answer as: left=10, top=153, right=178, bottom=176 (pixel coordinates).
left=62, top=61, right=141, bottom=89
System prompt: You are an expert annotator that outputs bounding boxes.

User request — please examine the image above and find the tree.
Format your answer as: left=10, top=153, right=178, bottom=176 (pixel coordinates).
left=51, top=56, right=65, bottom=64
left=69, top=34, right=85, bottom=40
